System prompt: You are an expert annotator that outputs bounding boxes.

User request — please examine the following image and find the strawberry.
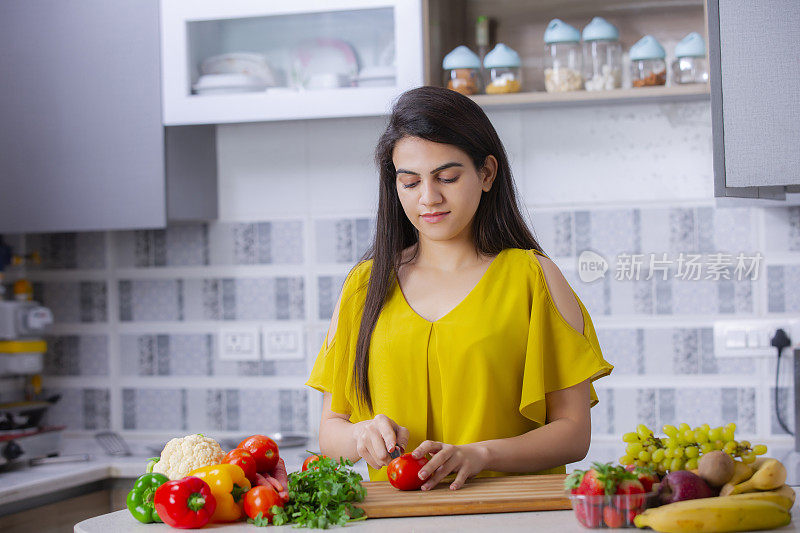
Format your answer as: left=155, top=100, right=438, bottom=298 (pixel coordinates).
left=579, top=469, right=608, bottom=495
left=614, top=478, right=645, bottom=509
left=602, top=506, right=624, bottom=528
left=564, top=469, right=585, bottom=495
left=632, top=467, right=658, bottom=493
left=574, top=500, right=603, bottom=528
left=567, top=462, right=636, bottom=496
left=604, top=506, right=640, bottom=528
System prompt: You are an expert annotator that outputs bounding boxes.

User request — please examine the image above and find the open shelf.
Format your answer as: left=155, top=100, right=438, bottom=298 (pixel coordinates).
left=426, top=0, right=709, bottom=94
left=470, top=83, right=709, bottom=109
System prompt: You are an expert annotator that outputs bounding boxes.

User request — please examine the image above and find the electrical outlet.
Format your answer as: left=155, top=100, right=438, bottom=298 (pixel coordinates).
left=262, top=323, right=304, bottom=360
left=713, top=319, right=800, bottom=358
left=218, top=327, right=261, bottom=361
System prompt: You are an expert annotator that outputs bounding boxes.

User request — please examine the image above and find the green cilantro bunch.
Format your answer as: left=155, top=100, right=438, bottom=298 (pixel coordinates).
left=269, top=453, right=367, bottom=529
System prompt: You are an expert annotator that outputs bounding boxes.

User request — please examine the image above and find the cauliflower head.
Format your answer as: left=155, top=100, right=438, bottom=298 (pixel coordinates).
left=152, top=434, right=225, bottom=480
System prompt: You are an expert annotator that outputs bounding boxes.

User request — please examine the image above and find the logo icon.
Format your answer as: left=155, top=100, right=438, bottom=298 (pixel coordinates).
left=578, top=250, right=608, bottom=282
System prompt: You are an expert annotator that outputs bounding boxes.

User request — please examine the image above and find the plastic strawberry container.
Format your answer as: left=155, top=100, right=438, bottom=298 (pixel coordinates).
left=568, top=489, right=660, bottom=529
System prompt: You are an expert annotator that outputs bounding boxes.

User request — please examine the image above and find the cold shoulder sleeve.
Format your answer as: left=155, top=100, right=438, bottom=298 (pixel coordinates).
left=305, top=260, right=372, bottom=416
left=519, top=250, right=614, bottom=426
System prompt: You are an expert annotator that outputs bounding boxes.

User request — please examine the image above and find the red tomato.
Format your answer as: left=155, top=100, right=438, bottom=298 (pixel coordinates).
left=222, top=448, right=258, bottom=485
left=387, top=453, right=428, bottom=491
left=238, top=435, right=280, bottom=474
left=302, top=454, right=329, bottom=471
left=243, top=486, right=285, bottom=523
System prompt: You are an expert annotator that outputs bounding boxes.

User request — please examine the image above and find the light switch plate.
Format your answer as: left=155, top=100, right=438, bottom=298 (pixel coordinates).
left=713, top=319, right=800, bottom=358
left=218, top=327, right=261, bottom=361
left=262, top=323, right=304, bottom=360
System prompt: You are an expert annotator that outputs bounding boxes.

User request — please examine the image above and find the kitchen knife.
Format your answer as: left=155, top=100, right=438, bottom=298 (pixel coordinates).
left=389, top=445, right=404, bottom=460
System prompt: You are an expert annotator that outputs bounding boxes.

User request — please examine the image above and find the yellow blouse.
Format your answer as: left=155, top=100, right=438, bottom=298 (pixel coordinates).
left=306, top=248, right=613, bottom=482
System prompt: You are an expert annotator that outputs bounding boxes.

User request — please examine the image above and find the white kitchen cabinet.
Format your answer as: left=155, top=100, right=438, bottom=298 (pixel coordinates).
left=0, top=0, right=217, bottom=234
left=160, top=0, right=424, bottom=125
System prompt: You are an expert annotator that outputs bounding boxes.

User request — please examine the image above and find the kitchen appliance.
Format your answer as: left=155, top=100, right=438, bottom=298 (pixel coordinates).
left=355, top=474, right=571, bottom=517
left=0, top=395, right=60, bottom=430
left=0, top=237, right=61, bottom=469
left=0, top=426, right=63, bottom=467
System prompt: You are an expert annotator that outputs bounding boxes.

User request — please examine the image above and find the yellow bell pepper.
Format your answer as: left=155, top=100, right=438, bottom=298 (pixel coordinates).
left=187, top=463, right=251, bottom=522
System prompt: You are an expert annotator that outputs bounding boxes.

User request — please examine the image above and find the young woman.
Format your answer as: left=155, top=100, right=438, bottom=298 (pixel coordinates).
left=307, top=86, right=613, bottom=491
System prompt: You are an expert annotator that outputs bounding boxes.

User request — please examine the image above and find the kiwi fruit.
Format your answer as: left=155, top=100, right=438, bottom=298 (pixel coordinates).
left=697, top=450, right=735, bottom=487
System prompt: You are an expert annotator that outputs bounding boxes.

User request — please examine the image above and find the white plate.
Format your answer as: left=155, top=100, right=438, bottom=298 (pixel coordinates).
left=291, top=38, right=358, bottom=89
left=200, top=52, right=276, bottom=87
left=356, top=65, right=396, bottom=87
left=193, top=73, right=268, bottom=95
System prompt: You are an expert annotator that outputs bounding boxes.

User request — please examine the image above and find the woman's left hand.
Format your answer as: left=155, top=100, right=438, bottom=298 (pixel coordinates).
left=410, top=441, right=488, bottom=491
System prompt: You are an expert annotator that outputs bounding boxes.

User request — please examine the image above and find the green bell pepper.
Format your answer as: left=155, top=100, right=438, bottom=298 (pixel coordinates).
left=145, top=456, right=159, bottom=473
left=127, top=472, right=169, bottom=523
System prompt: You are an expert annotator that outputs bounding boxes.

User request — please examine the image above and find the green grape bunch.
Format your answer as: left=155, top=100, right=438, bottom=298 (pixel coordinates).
left=618, top=423, right=768, bottom=476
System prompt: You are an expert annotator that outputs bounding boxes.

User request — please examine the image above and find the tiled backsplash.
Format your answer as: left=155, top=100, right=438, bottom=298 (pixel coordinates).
left=13, top=205, right=800, bottom=441
left=119, top=388, right=306, bottom=433
left=6, top=103, right=800, bottom=445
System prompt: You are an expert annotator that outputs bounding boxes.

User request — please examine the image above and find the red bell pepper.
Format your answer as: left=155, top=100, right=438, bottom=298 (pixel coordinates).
left=154, top=476, right=217, bottom=529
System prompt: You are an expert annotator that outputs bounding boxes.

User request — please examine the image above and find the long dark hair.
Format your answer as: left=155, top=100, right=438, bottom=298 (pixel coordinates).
left=351, top=85, right=545, bottom=415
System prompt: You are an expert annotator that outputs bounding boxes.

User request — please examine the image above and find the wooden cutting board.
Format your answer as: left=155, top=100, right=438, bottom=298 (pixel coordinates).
left=354, top=474, right=571, bottom=518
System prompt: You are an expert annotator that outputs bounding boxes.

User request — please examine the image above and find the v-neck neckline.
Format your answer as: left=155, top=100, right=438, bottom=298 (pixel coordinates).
left=394, top=248, right=508, bottom=325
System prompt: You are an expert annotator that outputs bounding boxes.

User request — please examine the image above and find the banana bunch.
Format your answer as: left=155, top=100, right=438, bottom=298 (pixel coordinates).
left=633, top=496, right=790, bottom=532
left=635, top=458, right=795, bottom=532
left=719, top=457, right=787, bottom=496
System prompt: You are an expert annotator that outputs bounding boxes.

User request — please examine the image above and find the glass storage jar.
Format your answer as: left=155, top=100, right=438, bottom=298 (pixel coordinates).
left=544, top=19, right=583, bottom=92
left=581, top=17, right=622, bottom=91
left=630, top=35, right=667, bottom=87
left=483, top=43, right=521, bottom=94
left=443, top=45, right=482, bottom=95
left=672, top=32, right=709, bottom=84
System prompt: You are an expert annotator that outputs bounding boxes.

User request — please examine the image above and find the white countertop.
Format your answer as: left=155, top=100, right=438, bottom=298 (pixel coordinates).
left=75, top=501, right=800, bottom=533
left=7, top=436, right=800, bottom=520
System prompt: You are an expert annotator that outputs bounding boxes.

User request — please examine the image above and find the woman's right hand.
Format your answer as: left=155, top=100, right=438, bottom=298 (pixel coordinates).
left=352, top=414, right=410, bottom=469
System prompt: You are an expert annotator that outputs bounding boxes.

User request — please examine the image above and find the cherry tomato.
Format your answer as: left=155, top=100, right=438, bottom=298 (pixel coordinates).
left=302, top=454, right=329, bottom=471
left=237, top=435, right=280, bottom=474
left=243, top=486, right=284, bottom=523
left=387, top=453, right=428, bottom=491
left=222, top=448, right=258, bottom=485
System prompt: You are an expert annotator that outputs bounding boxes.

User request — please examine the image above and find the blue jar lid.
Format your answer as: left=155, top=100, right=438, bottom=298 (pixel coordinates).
left=630, top=35, right=666, bottom=61
left=582, top=17, right=619, bottom=42
left=544, top=19, right=580, bottom=44
left=442, top=45, right=481, bottom=70
left=675, top=32, right=706, bottom=58
left=483, top=43, right=521, bottom=68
